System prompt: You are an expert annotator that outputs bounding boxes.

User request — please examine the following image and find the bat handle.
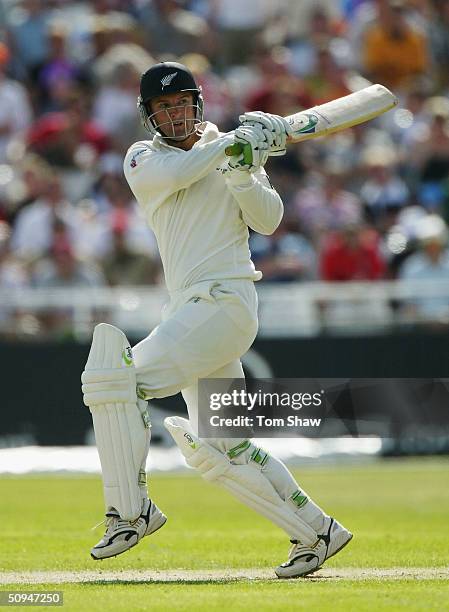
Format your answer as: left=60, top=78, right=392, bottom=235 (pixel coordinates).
left=225, top=142, right=254, bottom=167
left=225, top=143, right=243, bottom=156
left=225, top=141, right=286, bottom=161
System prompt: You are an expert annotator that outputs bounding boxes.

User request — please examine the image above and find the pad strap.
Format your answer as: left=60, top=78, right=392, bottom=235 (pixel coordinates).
left=164, top=416, right=317, bottom=544
left=82, top=368, right=137, bottom=406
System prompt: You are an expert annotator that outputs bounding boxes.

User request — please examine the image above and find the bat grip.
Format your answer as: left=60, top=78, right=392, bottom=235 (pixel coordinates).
left=225, top=143, right=243, bottom=156
left=225, top=141, right=288, bottom=161
left=225, top=142, right=255, bottom=167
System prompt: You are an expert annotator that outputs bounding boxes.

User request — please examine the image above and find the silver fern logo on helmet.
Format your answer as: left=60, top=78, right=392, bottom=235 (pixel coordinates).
left=160, top=72, right=178, bottom=89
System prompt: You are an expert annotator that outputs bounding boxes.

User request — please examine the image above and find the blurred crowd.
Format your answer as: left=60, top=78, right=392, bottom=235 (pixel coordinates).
left=0, top=0, right=449, bottom=335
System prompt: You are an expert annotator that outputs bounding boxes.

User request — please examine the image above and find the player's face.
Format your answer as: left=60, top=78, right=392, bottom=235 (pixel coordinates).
left=149, top=92, right=197, bottom=140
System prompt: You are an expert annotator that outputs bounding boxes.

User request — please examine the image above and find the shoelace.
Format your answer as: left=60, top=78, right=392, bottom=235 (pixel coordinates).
left=91, top=515, right=117, bottom=533
left=288, top=538, right=322, bottom=560
left=91, top=518, right=108, bottom=532
left=288, top=541, right=304, bottom=558
left=90, top=501, right=149, bottom=533
left=287, top=519, right=332, bottom=558
left=91, top=514, right=140, bottom=533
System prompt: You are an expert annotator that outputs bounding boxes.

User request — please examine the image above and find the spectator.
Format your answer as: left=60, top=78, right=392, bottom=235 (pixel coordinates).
left=0, top=220, right=31, bottom=337
left=4, top=154, right=52, bottom=225
left=0, top=220, right=29, bottom=289
left=27, top=91, right=110, bottom=168
left=399, top=214, right=449, bottom=322
left=33, top=239, right=105, bottom=289
left=317, top=221, right=387, bottom=330
left=287, top=6, right=347, bottom=77
left=32, top=238, right=106, bottom=338
left=210, top=0, right=277, bottom=67
left=179, top=53, right=234, bottom=129
left=244, top=47, right=313, bottom=117
left=428, top=0, right=449, bottom=89
left=388, top=82, right=431, bottom=150
left=362, top=0, right=429, bottom=90
left=88, top=10, right=140, bottom=60
left=343, top=0, right=373, bottom=21
left=11, top=173, right=78, bottom=259
left=137, top=0, right=210, bottom=58
left=37, top=23, right=81, bottom=113
left=91, top=42, right=154, bottom=147
left=90, top=0, right=138, bottom=17
left=294, top=165, right=362, bottom=243
left=319, top=222, right=386, bottom=281
left=303, top=46, right=351, bottom=106
left=284, top=0, right=343, bottom=41
left=360, top=145, right=409, bottom=225
left=70, top=198, right=112, bottom=262
left=249, top=217, right=317, bottom=282
left=0, top=0, right=446, bottom=321
left=102, top=224, right=162, bottom=286
left=6, top=0, right=51, bottom=82
left=92, top=60, right=142, bottom=149
left=91, top=156, right=159, bottom=257
left=382, top=204, right=428, bottom=277
left=409, top=97, right=449, bottom=217
left=0, top=43, right=33, bottom=162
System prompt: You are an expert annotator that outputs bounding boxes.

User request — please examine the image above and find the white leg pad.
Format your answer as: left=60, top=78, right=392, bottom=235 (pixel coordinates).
left=164, top=416, right=317, bottom=544
left=82, top=323, right=150, bottom=520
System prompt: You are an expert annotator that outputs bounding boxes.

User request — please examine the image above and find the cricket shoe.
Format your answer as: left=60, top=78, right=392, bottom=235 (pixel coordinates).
left=275, top=517, right=352, bottom=578
left=91, top=498, right=167, bottom=560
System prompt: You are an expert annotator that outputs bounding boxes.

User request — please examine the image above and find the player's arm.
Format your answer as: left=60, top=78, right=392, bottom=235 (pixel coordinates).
left=227, top=168, right=283, bottom=235
left=124, top=135, right=235, bottom=203
left=224, top=124, right=283, bottom=235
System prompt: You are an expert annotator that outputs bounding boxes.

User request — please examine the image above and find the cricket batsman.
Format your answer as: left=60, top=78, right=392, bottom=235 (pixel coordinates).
left=81, top=62, right=352, bottom=578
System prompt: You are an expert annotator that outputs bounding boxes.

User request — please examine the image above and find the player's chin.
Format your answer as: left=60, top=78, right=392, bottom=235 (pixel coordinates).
left=163, top=126, right=196, bottom=141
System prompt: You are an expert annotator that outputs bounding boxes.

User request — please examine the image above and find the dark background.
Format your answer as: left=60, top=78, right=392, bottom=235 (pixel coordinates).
left=2, top=329, right=449, bottom=445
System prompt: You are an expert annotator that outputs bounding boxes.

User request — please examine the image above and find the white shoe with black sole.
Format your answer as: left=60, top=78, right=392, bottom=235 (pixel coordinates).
left=275, top=517, right=353, bottom=578
left=91, top=498, right=167, bottom=560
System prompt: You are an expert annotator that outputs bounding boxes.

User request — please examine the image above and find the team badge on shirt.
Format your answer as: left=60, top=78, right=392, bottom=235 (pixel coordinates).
left=130, top=149, right=146, bottom=168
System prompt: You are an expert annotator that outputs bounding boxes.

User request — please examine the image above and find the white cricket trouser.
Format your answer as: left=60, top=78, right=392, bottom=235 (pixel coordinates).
left=132, top=278, right=328, bottom=535
left=131, top=279, right=258, bottom=432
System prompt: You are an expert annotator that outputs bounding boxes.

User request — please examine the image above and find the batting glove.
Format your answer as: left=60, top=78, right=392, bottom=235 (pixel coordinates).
left=239, top=111, right=291, bottom=156
left=228, top=124, right=270, bottom=172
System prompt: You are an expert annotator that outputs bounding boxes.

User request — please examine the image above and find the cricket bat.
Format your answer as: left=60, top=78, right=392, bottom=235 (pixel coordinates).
left=225, top=84, right=398, bottom=158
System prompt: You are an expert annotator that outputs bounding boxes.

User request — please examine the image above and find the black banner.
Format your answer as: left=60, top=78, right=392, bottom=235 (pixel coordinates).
left=198, top=377, right=449, bottom=438
left=2, top=331, right=449, bottom=446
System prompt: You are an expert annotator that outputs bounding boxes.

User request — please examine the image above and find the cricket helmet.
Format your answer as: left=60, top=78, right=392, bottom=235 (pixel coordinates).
left=137, top=62, right=204, bottom=139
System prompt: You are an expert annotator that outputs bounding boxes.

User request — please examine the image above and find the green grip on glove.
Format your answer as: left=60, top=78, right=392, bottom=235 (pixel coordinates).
left=225, top=143, right=242, bottom=156
left=225, top=142, right=253, bottom=166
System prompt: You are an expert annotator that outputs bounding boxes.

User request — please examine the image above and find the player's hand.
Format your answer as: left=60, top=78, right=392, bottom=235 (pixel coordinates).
left=239, top=111, right=291, bottom=156
left=228, top=124, right=270, bottom=172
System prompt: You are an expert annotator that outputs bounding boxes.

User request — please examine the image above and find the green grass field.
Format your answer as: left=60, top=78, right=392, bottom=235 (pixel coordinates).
left=1, top=458, right=449, bottom=611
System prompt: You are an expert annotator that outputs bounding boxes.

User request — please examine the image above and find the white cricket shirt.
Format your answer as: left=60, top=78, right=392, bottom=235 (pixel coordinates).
left=123, top=122, right=283, bottom=292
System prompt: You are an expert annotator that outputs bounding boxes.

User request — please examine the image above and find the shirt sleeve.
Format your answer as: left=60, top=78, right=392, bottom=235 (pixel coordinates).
left=124, top=134, right=235, bottom=207
left=225, top=168, right=284, bottom=235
